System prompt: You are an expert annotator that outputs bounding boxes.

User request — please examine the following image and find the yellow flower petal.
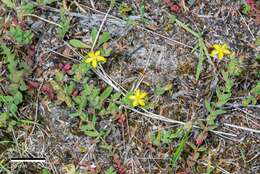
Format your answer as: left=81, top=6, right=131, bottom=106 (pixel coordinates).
left=221, top=44, right=228, bottom=49
left=139, top=100, right=145, bottom=106
left=139, top=92, right=147, bottom=98
left=135, top=89, right=141, bottom=96
left=95, top=50, right=101, bottom=56
left=211, top=50, right=218, bottom=57
left=84, top=58, right=92, bottom=63
left=88, top=51, right=95, bottom=58
left=213, top=44, right=221, bottom=50
left=97, top=56, right=107, bottom=62
left=92, top=60, right=97, bottom=68
left=218, top=52, right=224, bottom=60
left=132, top=100, right=139, bottom=107
left=223, top=49, right=231, bottom=55
left=129, top=95, right=136, bottom=100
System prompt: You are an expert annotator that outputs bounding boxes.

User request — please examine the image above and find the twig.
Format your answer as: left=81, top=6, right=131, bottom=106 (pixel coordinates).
left=237, top=10, right=255, bottom=40
left=223, top=123, right=260, bottom=134
left=122, top=104, right=237, bottom=137
left=23, top=14, right=61, bottom=27
left=30, top=81, right=44, bottom=135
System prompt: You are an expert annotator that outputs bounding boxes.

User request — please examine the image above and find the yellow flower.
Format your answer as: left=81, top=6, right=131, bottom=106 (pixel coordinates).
left=211, top=43, right=231, bottom=61
left=84, top=51, right=107, bottom=68
left=129, top=89, right=147, bottom=107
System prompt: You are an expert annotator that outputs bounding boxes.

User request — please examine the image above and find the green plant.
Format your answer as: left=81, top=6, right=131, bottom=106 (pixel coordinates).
left=226, top=55, right=242, bottom=76
left=206, top=73, right=233, bottom=125
left=242, top=4, right=251, bottom=14
left=58, top=10, right=70, bottom=39
left=41, top=168, right=52, bottom=174
left=69, top=39, right=90, bottom=48
left=50, top=62, right=122, bottom=140
left=81, top=115, right=105, bottom=138
left=9, top=26, right=33, bottom=45
left=152, top=128, right=184, bottom=146
left=0, top=44, right=30, bottom=130
left=105, top=167, right=117, bottom=174
left=168, top=15, right=212, bottom=80
left=16, top=2, right=34, bottom=18
left=90, top=27, right=112, bottom=56
left=37, top=0, right=57, bottom=4
left=242, top=81, right=260, bottom=106
left=205, top=55, right=241, bottom=125
left=171, top=130, right=190, bottom=167
left=118, top=2, right=132, bottom=17
left=1, top=0, right=15, bottom=8
left=154, top=83, right=173, bottom=96
left=139, top=1, right=150, bottom=24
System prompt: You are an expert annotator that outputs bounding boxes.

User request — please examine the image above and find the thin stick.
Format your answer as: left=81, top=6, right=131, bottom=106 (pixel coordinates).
left=91, top=4, right=113, bottom=51
left=23, top=14, right=61, bottom=27
left=29, top=81, right=44, bottom=135
left=223, top=123, right=260, bottom=134
left=237, top=10, right=255, bottom=40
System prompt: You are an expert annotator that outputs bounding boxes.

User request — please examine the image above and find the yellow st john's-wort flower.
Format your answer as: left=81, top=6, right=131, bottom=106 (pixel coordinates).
left=210, top=43, right=231, bottom=61
left=129, top=89, right=147, bottom=107
left=84, top=51, right=106, bottom=68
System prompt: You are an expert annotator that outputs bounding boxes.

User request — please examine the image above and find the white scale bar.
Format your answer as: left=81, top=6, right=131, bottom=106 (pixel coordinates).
left=11, top=158, right=46, bottom=163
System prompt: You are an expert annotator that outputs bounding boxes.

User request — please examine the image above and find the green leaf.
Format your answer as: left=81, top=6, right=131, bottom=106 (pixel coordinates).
left=171, top=131, right=190, bottom=167
left=169, top=15, right=177, bottom=24
left=37, top=0, right=56, bottom=4
left=211, top=109, right=226, bottom=116
left=195, top=40, right=205, bottom=80
left=97, top=32, right=110, bottom=47
left=91, top=27, right=98, bottom=43
left=205, top=100, right=212, bottom=112
left=1, top=0, right=15, bottom=8
left=58, top=10, right=70, bottom=39
left=50, top=80, right=74, bottom=107
left=0, top=112, right=9, bottom=127
left=69, top=39, right=90, bottom=48
left=256, top=37, right=260, bottom=47
left=9, top=26, right=33, bottom=45
left=242, top=4, right=251, bottom=14
left=198, top=146, right=207, bottom=152
left=105, top=167, right=117, bottom=174
left=13, top=91, right=23, bottom=105
left=100, top=86, right=113, bottom=102
left=83, top=130, right=99, bottom=137
left=81, top=124, right=95, bottom=131
left=19, top=3, right=34, bottom=14
left=188, top=142, right=197, bottom=150
left=41, top=168, right=52, bottom=174
left=9, top=103, right=17, bottom=114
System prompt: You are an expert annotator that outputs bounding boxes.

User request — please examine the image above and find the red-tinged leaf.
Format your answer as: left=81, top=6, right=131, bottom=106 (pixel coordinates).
left=113, top=155, right=125, bottom=174
left=195, top=131, right=208, bottom=146
left=11, top=17, right=26, bottom=28
left=27, top=81, right=40, bottom=90
left=41, top=84, right=55, bottom=99
left=164, top=0, right=172, bottom=5
left=63, top=63, right=71, bottom=73
left=72, top=90, right=79, bottom=97
left=116, top=113, right=126, bottom=124
left=89, top=166, right=96, bottom=174
left=171, top=4, right=181, bottom=13
left=59, top=63, right=71, bottom=73
left=26, top=45, right=36, bottom=65
left=27, top=81, right=54, bottom=99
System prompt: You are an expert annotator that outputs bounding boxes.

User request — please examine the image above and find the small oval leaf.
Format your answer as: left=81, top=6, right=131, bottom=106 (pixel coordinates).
left=69, top=39, right=90, bottom=48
